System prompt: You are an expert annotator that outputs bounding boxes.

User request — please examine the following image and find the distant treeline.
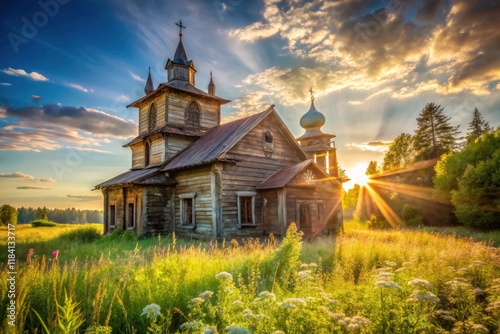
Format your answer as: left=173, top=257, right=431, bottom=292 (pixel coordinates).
left=17, top=206, right=103, bottom=224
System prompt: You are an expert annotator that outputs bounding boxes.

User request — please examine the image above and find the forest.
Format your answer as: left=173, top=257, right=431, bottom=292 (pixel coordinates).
left=0, top=205, right=103, bottom=225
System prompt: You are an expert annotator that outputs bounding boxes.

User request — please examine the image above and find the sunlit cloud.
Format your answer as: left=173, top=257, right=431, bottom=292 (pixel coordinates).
left=31, top=95, right=42, bottom=101
left=0, top=82, right=11, bottom=86
left=114, top=94, right=131, bottom=102
left=346, top=141, right=392, bottom=152
left=67, top=83, right=94, bottom=93
left=17, top=186, right=51, bottom=190
left=67, top=194, right=101, bottom=201
left=0, top=172, right=56, bottom=182
left=2, top=67, right=49, bottom=81
left=129, top=71, right=146, bottom=83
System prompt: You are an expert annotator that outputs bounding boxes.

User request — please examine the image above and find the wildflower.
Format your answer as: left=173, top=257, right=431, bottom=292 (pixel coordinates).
left=297, top=270, right=312, bottom=278
left=319, top=292, right=332, bottom=299
left=300, top=263, right=309, bottom=269
left=407, top=290, right=439, bottom=302
left=233, top=300, right=244, bottom=307
left=225, top=326, right=251, bottom=334
left=395, top=268, right=404, bottom=273
left=283, top=298, right=306, bottom=306
left=308, top=263, right=318, bottom=269
left=27, top=248, right=34, bottom=264
left=190, top=297, right=204, bottom=304
left=281, top=303, right=297, bottom=309
left=384, top=261, right=397, bottom=267
left=408, top=278, right=433, bottom=290
left=458, top=267, right=468, bottom=273
left=141, top=303, right=161, bottom=318
left=327, top=312, right=345, bottom=319
left=180, top=321, right=204, bottom=330
left=256, top=314, right=268, bottom=319
left=244, top=312, right=254, bottom=319
left=402, top=261, right=412, bottom=267
left=328, top=299, right=337, bottom=305
left=257, top=291, right=276, bottom=300
left=472, top=261, right=486, bottom=266
left=204, top=328, right=217, bottom=334
left=347, top=323, right=360, bottom=331
left=52, top=250, right=59, bottom=259
left=435, top=310, right=456, bottom=322
left=352, top=316, right=371, bottom=324
left=272, top=331, right=285, bottom=334
left=199, top=291, right=214, bottom=299
left=445, top=279, right=471, bottom=288
left=216, top=272, right=233, bottom=280
left=242, top=308, right=253, bottom=315
left=376, top=272, right=394, bottom=280
left=375, top=281, right=401, bottom=289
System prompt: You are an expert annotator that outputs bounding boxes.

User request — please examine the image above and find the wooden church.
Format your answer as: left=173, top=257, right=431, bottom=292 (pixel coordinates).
left=95, top=24, right=344, bottom=239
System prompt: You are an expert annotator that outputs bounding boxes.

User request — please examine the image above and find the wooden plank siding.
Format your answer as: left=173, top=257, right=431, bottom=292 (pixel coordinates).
left=150, top=137, right=164, bottom=165
left=138, top=93, right=168, bottom=134
left=167, top=91, right=220, bottom=129
left=143, top=186, right=173, bottom=235
left=221, top=114, right=304, bottom=238
left=172, top=166, right=214, bottom=238
left=104, top=186, right=143, bottom=235
left=131, top=143, right=145, bottom=169
left=165, top=136, right=196, bottom=160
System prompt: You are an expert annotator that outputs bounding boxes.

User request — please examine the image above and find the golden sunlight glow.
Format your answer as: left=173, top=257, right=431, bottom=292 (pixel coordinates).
left=346, top=162, right=370, bottom=188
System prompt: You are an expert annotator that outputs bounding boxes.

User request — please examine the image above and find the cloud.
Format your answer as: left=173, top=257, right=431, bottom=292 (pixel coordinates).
left=130, top=71, right=146, bottom=83
left=114, top=94, right=131, bottom=102
left=346, top=140, right=392, bottom=152
left=2, top=67, right=49, bottom=81
left=67, top=146, right=111, bottom=153
left=67, top=83, right=94, bottom=93
left=0, top=82, right=11, bottom=86
left=17, top=186, right=51, bottom=190
left=0, top=104, right=137, bottom=152
left=67, top=194, right=101, bottom=201
left=31, top=95, right=42, bottom=101
left=0, top=172, right=56, bottom=182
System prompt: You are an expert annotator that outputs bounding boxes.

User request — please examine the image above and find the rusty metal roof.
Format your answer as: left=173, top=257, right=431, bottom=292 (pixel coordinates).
left=127, top=80, right=230, bottom=108
left=95, top=168, right=161, bottom=189
left=257, top=160, right=313, bottom=190
left=123, top=125, right=204, bottom=147
left=163, top=106, right=280, bottom=171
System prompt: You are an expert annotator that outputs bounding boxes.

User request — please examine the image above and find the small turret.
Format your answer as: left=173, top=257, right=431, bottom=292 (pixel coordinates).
left=144, top=67, right=153, bottom=95
left=208, top=71, right=216, bottom=95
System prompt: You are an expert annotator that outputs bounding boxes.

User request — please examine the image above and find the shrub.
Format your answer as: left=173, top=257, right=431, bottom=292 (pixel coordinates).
left=59, top=227, right=102, bottom=243
left=401, top=204, right=423, bottom=227
left=366, top=214, right=390, bottom=229
left=31, top=219, right=58, bottom=227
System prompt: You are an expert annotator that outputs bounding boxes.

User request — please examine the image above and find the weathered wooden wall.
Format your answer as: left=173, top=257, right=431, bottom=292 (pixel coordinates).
left=138, top=93, right=167, bottom=134
left=142, top=186, right=173, bottom=235
left=173, top=166, right=213, bottom=238
left=165, top=136, right=196, bottom=160
left=262, top=190, right=279, bottom=235
left=103, top=186, right=143, bottom=234
left=166, top=91, right=220, bottom=129
left=221, top=114, right=303, bottom=238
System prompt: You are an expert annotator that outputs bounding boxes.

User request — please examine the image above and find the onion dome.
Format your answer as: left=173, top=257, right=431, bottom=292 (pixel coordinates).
left=300, top=98, right=325, bottom=129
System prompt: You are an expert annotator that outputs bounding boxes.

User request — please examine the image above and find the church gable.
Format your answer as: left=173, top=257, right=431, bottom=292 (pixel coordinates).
left=138, top=92, right=167, bottom=134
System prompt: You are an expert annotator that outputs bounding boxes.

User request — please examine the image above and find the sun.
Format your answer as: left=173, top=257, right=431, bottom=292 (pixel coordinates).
left=346, top=162, right=370, bottom=188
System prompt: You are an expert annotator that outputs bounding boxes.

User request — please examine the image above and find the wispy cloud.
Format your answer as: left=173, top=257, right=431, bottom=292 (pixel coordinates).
left=31, top=95, right=42, bottom=101
left=114, top=94, right=131, bottom=102
left=67, top=194, right=101, bottom=201
left=17, top=186, right=51, bottom=190
left=0, top=104, right=137, bottom=152
left=2, top=67, right=49, bottom=81
left=346, top=141, right=392, bottom=153
left=0, top=172, right=56, bottom=182
left=129, top=71, right=145, bottom=83
left=67, top=83, right=94, bottom=93
left=0, top=82, right=11, bottom=86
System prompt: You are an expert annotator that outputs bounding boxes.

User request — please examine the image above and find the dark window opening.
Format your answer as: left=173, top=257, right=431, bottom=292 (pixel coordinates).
left=128, top=203, right=135, bottom=228
left=300, top=205, right=311, bottom=227
left=186, top=102, right=201, bottom=126
left=109, top=205, right=116, bottom=227
left=149, top=104, right=157, bottom=131
left=264, top=131, right=273, bottom=143
left=240, top=197, right=253, bottom=225
left=182, top=198, right=193, bottom=224
left=144, top=143, right=150, bottom=166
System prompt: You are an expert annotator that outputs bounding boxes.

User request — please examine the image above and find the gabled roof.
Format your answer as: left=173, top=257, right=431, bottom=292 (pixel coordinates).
left=257, top=160, right=340, bottom=190
left=162, top=106, right=308, bottom=171
left=95, top=167, right=171, bottom=189
left=127, top=80, right=230, bottom=108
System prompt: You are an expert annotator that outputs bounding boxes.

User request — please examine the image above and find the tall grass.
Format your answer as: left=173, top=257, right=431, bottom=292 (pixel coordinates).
left=0, top=222, right=499, bottom=333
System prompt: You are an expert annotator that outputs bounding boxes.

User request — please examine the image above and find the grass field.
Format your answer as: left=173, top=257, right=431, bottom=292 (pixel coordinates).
left=0, top=222, right=499, bottom=333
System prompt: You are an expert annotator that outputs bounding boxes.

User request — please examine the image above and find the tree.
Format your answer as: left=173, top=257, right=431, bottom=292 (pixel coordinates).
left=467, top=107, right=492, bottom=142
left=414, top=103, right=460, bottom=161
left=365, top=161, right=379, bottom=175
left=0, top=204, right=18, bottom=226
left=434, top=129, right=500, bottom=228
left=381, top=133, right=416, bottom=172
left=36, top=207, right=48, bottom=220
left=337, top=163, right=348, bottom=179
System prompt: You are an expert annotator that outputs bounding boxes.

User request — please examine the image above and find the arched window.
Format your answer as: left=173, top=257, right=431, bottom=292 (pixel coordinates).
left=186, top=101, right=201, bottom=126
left=144, top=142, right=150, bottom=166
left=148, top=103, right=157, bottom=131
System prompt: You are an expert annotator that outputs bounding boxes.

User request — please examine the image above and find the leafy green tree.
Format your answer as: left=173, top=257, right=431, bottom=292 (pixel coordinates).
left=414, top=103, right=460, bottom=161
left=0, top=204, right=18, bottom=226
left=381, top=133, right=416, bottom=172
left=365, top=161, right=379, bottom=175
left=337, top=163, right=348, bottom=179
left=342, top=184, right=360, bottom=210
left=36, top=207, right=48, bottom=221
left=451, top=149, right=500, bottom=229
left=467, top=107, right=492, bottom=142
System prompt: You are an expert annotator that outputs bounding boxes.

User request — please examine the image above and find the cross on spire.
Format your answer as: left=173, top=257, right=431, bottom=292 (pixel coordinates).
left=175, top=20, right=186, bottom=37
left=309, top=87, right=315, bottom=101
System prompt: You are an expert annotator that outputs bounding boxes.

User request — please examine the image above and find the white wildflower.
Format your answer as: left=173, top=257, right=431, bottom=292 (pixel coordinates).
left=308, top=263, right=318, bottom=268
left=385, top=261, right=397, bottom=267
left=347, top=323, right=360, bottom=331
left=256, top=314, right=268, bottom=319
left=141, top=303, right=161, bottom=318
left=258, top=291, right=276, bottom=300
left=472, top=261, right=486, bottom=266
left=327, top=312, right=345, bottom=319
left=352, top=316, right=371, bottom=324
left=281, top=303, right=297, bottom=309
left=225, top=326, right=251, bottom=334
left=242, top=308, right=253, bottom=314
left=216, top=272, right=233, bottom=280
left=233, top=300, right=244, bottom=307
left=283, top=298, right=306, bottom=306
left=190, top=297, right=204, bottom=304
left=408, top=278, right=433, bottom=290
left=199, top=290, right=214, bottom=299
left=300, top=263, right=309, bottom=269
left=297, top=270, right=312, bottom=278
left=486, top=301, right=500, bottom=312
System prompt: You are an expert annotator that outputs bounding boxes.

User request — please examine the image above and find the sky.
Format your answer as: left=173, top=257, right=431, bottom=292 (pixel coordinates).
left=0, top=0, right=499, bottom=210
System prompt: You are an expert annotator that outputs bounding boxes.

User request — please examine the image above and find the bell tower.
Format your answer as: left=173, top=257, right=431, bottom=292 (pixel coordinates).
left=165, top=20, right=196, bottom=85
left=296, top=89, right=338, bottom=177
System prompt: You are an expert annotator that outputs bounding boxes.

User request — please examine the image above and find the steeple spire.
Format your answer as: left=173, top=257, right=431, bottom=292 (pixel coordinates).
left=208, top=71, right=216, bottom=95
left=165, top=20, right=196, bottom=85
left=144, top=67, right=153, bottom=95
left=173, top=21, right=188, bottom=63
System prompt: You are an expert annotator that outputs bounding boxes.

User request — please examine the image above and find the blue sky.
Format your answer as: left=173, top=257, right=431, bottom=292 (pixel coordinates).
left=0, top=0, right=499, bottom=209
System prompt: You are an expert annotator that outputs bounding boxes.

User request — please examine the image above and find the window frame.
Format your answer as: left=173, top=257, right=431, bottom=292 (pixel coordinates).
left=109, top=202, right=116, bottom=228
left=127, top=201, right=135, bottom=230
left=185, top=101, right=201, bottom=127
left=178, top=192, right=196, bottom=227
left=236, top=191, right=256, bottom=228
left=148, top=103, right=157, bottom=132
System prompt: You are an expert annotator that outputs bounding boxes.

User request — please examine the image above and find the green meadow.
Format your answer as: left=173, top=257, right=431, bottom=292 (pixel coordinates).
left=1, top=222, right=499, bottom=333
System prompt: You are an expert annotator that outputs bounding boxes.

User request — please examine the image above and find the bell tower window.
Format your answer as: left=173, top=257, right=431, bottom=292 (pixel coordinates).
left=148, top=103, right=157, bottom=131
left=186, top=101, right=201, bottom=126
